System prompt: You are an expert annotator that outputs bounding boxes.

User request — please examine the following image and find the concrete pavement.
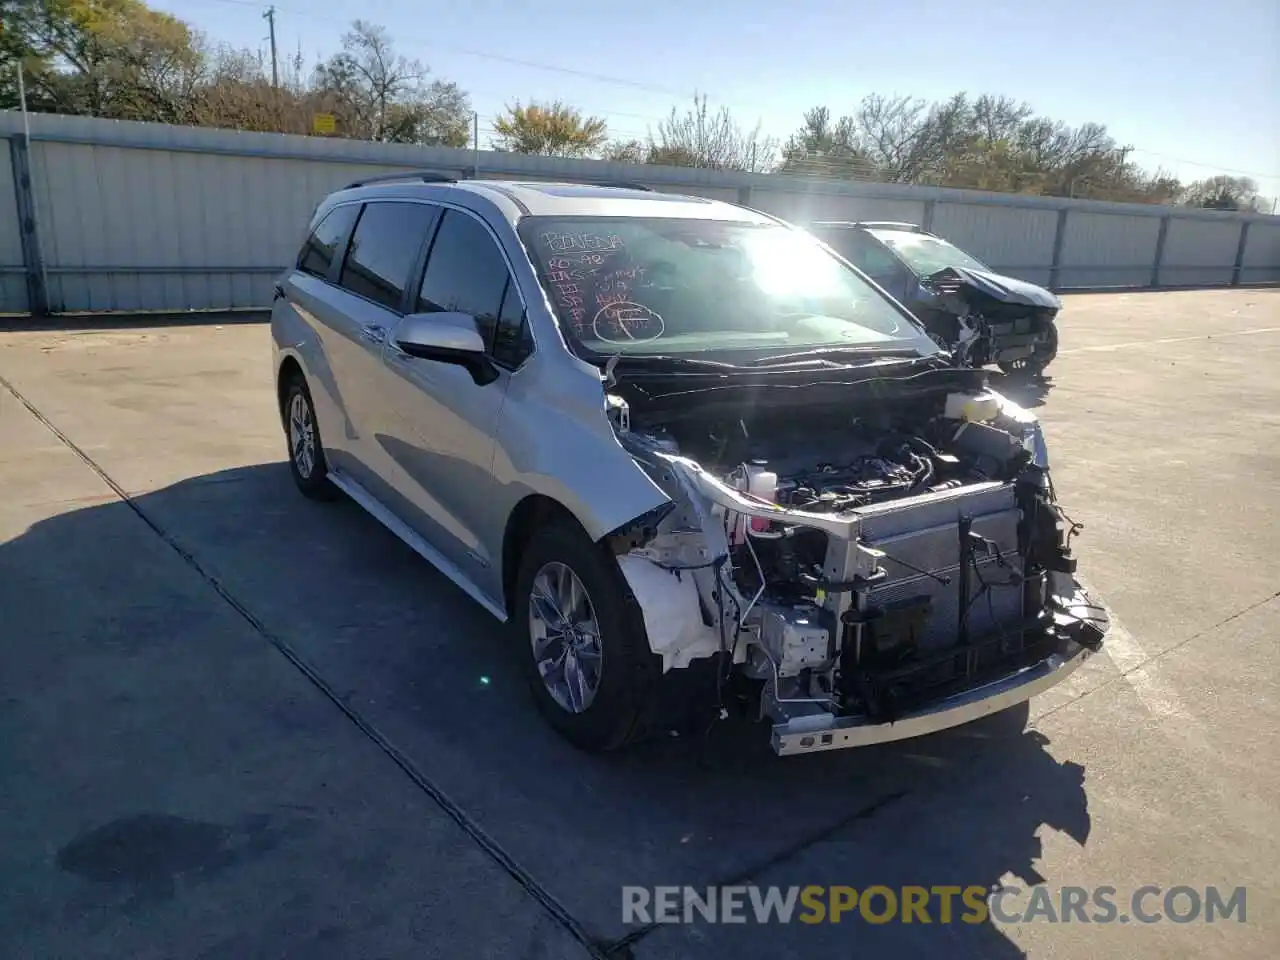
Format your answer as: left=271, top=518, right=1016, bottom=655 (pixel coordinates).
left=1, top=289, right=1276, bottom=958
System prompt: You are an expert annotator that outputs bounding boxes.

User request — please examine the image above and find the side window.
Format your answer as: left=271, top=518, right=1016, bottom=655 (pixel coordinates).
left=849, top=234, right=906, bottom=284
left=417, top=210, right=510, bottom=351
left=339, top=202, right=439, bottom=311
left=297, top=205, right=359, bottom=279
left=491, top=279, right=533, bottom=368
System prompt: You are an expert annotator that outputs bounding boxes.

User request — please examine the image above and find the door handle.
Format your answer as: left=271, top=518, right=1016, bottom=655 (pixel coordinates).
left=362, top=324, right=387, bottom=344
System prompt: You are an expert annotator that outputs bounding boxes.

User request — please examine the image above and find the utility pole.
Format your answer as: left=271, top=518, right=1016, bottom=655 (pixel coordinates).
left=263, top=6, right=279, bottom=88
left=472, top=112, right=480, bottom=178
left=1116, top=145, right=1132, bottom=174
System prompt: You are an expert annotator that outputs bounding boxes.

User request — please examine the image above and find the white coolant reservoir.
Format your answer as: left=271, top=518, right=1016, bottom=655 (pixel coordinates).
left=727, top=463, right=779, bottom=543
left=944, top=391, right=1000, bottom=423
left=744, top=463, right=778, bottom=535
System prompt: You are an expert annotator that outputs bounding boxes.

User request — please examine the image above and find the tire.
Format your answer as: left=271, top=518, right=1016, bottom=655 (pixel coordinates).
left=282, top=373, right=337, bottom=500
left=999, top=321, right=1058, bottom=377
left=513, top=519, right=661, bottom=752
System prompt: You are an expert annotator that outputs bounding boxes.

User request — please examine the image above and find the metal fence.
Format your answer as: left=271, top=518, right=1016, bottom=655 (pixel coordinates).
left=2, top=111, right=1277, bottom=315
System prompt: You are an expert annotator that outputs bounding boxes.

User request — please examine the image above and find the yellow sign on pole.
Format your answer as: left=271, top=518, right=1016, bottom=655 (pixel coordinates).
left=312, top=114, right=336, bottom=135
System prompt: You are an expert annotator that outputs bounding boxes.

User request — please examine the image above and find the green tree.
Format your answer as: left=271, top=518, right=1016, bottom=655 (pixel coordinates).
left=491, top=100, right=607, bottom=157
left=1, top=0, right=202, bottom=121
left=778, top=91, right=1185, bottom=204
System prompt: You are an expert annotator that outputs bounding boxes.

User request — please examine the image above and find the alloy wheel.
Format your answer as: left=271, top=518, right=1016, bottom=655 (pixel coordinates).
left=528, top=561, right=604, bottom=714
left=288, top=390, right=317, bottom=479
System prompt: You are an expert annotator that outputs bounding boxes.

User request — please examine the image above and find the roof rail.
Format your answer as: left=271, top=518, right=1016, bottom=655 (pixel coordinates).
left=343, top=170, right=457, bottom=189
left=853, top=221, right=922, bottom=232
left=594, top=181, right=655, bottom=191
left=810, top=220, right=923, bottom=232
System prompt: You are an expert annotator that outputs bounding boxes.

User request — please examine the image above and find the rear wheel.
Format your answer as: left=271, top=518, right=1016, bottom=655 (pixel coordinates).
left=513, top=520, right=660, bottom=752
left=999, top=321, right=1058, bottom=376
left=283, top=374, right=336, bottom=499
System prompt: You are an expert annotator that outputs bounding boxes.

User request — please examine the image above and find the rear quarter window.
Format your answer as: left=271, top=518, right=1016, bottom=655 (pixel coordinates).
left=297, top=205, right=360, bottom=279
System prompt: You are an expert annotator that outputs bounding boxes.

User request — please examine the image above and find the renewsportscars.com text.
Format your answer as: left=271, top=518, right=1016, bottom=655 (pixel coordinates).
left=622, top=884, right=1247, bottom=926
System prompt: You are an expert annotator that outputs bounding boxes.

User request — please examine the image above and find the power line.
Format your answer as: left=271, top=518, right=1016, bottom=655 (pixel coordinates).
left=180, top=0, right=1280, bottom=184
left=1128, top=148, right=1278, bottom=180
left=194, top=0, right=695, bottom=98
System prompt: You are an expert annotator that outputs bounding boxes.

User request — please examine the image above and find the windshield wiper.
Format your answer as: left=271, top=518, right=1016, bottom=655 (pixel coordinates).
left=744, top=346, right=929, bottom=367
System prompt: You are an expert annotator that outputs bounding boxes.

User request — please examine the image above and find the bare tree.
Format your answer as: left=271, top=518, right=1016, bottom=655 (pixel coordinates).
left=1181, top=175, right=1260, bottom=211
left=601, top=138, right=648, bottom=164
left=848, top=94, right=931, bottom=181
left=650, top=94, right=777, bottom=172
left=313, top=20, right=469, bottom=145
left=778, top=89, right=1185, bottom=203
left=778, top=106, right=876, bottom=179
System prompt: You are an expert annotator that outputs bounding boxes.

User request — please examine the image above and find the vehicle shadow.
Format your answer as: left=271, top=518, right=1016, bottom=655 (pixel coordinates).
left=2, top=462, right=1092, bottom=957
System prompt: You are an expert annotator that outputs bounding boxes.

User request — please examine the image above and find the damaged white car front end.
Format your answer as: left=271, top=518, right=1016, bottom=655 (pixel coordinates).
left=603, top=381, right=1107, bottom=756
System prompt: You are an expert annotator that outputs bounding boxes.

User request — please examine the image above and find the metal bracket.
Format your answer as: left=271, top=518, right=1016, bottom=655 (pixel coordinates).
left=1150, top=215, right=1170, bottom=288
left=1048, top=208, right=1069, bottom=291
left=1231, top=221, right=1251, bottom=287
left=8, top=136, right=49, bottom=315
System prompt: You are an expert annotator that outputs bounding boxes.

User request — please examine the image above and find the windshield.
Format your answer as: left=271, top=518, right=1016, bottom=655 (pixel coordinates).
left=517, top=216, right=939, bottom=359
left=870, top=230, right=989, bottom=276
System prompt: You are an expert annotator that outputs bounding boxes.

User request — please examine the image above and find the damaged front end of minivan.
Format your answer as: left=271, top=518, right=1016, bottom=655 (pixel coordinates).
left=600, top=362, right=1107, bottom=755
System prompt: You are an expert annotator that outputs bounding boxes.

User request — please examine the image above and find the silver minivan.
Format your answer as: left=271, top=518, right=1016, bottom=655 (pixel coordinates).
left=272, top=175, right=1108, bottom=756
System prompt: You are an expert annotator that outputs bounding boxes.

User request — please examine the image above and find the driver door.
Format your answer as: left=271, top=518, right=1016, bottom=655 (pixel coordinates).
left=372, top=208, right=527, bottom=598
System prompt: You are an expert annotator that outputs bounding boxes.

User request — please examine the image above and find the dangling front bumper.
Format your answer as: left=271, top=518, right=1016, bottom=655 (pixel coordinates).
left=772, top=582, right=1107, bottom=756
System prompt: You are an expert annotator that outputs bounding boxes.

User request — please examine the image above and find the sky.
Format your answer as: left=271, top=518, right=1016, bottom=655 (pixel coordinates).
left=156, top=0, right=1280, bottom=201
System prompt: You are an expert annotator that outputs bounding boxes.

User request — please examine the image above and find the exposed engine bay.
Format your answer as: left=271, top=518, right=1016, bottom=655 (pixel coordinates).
left=604, top=368, right=1106, bottom=754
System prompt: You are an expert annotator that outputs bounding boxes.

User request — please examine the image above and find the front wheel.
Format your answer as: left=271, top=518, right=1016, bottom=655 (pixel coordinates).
left=513, top=520, right=660, bottom=752
left=1000, top=321, right=1059, bottom=376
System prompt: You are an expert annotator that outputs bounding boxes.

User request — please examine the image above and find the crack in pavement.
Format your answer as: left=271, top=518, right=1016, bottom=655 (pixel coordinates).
left=603, top=789, right=909, bottom=956
left=1031, top=586, right=1280, bottom=729
left=1, top=372, right=612, bottom=960
left=1056, top=325, right=1280, bottom=354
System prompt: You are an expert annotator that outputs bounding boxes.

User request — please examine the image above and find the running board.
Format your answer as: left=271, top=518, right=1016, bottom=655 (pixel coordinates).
left=326, top=469, right=508, bottom=622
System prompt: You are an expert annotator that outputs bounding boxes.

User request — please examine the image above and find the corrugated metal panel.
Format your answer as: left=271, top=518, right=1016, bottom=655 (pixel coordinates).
left=0, top=140, right=26, bottom=312
left=0, top=275, right=25, bottom=313
left=1158, top=218, right=1242, bottom=286
left=749, top=189, right=925, bottom=227
left=0, top=143, right=21, bottom=265
left=30, top=138, right=413, bottom=310
left=2, top=112, right=1274, bottom=313
left=1240, top=221, right=1280, bottom=284
left=931, top=203, right=1058, bottom=280
left=1057, top=211, right=1161, bottom=288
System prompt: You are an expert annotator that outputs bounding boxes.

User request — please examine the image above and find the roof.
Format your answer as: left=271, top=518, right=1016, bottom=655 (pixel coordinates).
left=330, top=175, right=772, bottom=225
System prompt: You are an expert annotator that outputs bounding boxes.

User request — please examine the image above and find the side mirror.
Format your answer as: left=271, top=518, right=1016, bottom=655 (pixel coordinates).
left=393, top=311, right=498, bottom=386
